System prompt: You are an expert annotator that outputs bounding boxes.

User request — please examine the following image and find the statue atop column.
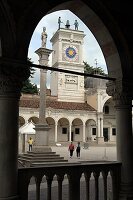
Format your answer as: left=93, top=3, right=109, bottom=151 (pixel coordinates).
left=41, top=27, right=47, bottom=48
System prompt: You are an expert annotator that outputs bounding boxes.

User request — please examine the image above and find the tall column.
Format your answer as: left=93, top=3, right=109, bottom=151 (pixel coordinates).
left=115, top=93, right=133, bottom=199
left=83, top=123, right=86, bottom=142
left=69, top=122, right=72, bottom=142
left=0, top=61, right=30, bottom=199
left=100, top=118, right=103, bottom=137
left=106, top=80, right=133, bottom=199
left=55, top=121, right=58, bottom=143
left=97, top=114, right=104, bottom=144
left=33, top=27, right=52, bottom=152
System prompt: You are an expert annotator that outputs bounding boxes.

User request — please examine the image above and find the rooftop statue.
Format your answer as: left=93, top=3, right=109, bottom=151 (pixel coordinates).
left=41, top=27, right=47, bottom=48
left=65, top=20, right=70, bottom=29
left=74, top=20, right=79, bottom=30
left=58, top=17, right=62, bottom=29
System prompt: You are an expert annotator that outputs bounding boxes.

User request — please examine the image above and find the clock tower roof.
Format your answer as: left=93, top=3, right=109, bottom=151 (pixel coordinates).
left=50, top=28, right=85, bottom=43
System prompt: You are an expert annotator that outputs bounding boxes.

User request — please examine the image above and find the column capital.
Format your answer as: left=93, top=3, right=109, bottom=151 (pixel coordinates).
left=0, top=58, right=30, bottom=96
left=106, top=79, right=132, bottom=107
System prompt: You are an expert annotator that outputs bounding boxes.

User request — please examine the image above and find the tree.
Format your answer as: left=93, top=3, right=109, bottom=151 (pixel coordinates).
left=21, top=58, right=38, bottom=94
left=83, top=61, right=106, bottom=76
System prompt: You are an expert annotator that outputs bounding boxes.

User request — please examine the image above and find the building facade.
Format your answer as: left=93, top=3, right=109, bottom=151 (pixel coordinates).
left=19, top=24, right=116, bottom=152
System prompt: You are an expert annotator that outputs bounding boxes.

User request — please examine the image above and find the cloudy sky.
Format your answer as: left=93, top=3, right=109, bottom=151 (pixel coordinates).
left=28, top=10, right=107, bottom=88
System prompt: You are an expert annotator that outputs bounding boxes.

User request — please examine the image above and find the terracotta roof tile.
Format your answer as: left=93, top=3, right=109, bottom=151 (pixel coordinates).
left=19, top=97, right=96, bottom=111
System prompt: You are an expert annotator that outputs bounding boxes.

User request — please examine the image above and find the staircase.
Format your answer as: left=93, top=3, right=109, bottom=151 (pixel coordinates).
left=18, top=151, right=68, bottom=167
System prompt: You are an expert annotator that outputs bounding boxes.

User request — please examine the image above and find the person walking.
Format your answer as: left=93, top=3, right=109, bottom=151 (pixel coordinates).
left=76, top=142, right=81, bottom=158
left=68, top=142, right=74, bottom=158
left=28, top=137, right=34, bottom=152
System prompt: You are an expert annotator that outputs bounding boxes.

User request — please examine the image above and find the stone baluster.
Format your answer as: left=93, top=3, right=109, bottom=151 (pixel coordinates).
left=46, top=175, right=53, bottom=200
left=84, top=171, right=91, bottom=200
left=93, top=171, right=100, bottom=200
left=0, top=60, right=30, bottom=200
left=102, top=170, right=108, bottom=200
left=57, top=174, right=64, bottom=200
left=110, top=169, right=120, bottom=200
left=18, top=172, right=31, bottom=200
left=67, top=170, right=81, bottom=200
left=35, top=176, right=43, bottom=200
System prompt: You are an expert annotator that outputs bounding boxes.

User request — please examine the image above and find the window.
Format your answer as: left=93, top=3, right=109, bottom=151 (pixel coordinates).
left=104, top=105, right=109, bottom=114
left=92, top=128, right=96, bottom=135
left=75, top=128, right=80, bottom=134
left=62, top=127, right=67, bottom=134
left=112, top=128, right=116, bottom=135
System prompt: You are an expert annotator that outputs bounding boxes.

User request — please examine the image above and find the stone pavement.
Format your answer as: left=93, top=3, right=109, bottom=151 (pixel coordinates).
left=51, top=144, right=117, bottom=163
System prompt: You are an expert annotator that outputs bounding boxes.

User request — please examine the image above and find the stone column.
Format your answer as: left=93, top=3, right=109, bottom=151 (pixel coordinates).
left=100, top=118, right=103, bottom=137
left=0, top=61, right=30, bottom=199
left=82, top=123, right=86, bottom=142
left=34, top=45, right=52, bottom=152
left=115, top=93, right=133, bottom=199
left=107, top=80, right=133, bottom=199
left=69, top=122, right=72, bottom=142
left=55, top=121, right=58, bottom=143
left=97, top=115, right=104, bottom=144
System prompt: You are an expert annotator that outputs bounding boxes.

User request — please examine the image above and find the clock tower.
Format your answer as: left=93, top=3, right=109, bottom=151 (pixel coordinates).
left=50, top=23, right=85, bottom=103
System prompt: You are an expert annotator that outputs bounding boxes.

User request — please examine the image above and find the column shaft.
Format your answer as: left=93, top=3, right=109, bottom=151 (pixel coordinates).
left=39, top=69, right=47, bottom=124
left=69, top=124, right=72, bottom=142
left=55, top=123, right=58, bottom=143
left=0, top=97, right=19, bottom=199
left=83, top=124, right=86, bottom=142
left=115, top=97, right=133, bottom=198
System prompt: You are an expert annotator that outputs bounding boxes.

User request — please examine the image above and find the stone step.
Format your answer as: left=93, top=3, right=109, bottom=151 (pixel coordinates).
left=20, top=153, right=60, bottom=158
left=26, top=151, right=56, bottom=155
left=30, top=161, right=68, bottom=167
left=18, top=150, right=68, bottom=167
left=18, top=157, right=65, bottom=162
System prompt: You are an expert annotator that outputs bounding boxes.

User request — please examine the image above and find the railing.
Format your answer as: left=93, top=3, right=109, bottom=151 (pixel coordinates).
left=18, top=161, right=121, bottom=200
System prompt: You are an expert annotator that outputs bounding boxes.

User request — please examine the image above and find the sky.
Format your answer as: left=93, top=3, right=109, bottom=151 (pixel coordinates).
left=28, top=10, right=107, bottom=88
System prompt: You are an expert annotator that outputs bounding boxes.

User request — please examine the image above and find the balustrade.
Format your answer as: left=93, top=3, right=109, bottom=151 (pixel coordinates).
left=18, top=162, right=121, bottom=200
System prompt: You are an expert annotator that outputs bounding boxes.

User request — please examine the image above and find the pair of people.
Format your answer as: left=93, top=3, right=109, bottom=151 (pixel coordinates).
left=68, top=142, right=81, bottom=158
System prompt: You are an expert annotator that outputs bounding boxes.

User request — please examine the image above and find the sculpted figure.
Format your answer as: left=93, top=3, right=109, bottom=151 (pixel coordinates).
left=41, top=27, right=47, bottom=48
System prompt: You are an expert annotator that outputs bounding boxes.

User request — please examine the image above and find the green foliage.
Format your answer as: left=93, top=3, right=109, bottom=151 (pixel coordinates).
left=21, top=79, right=38, bottom=94
left=21, top=58, right=38, bottom=94
left=83, top=61, right=106, bottom=76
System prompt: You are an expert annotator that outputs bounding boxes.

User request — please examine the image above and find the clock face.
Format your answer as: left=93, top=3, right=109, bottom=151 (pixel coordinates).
left=63, top=45, right=78, bottom=62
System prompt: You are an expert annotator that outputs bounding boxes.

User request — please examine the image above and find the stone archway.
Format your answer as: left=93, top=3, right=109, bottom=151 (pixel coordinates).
left=103, top=98, right=116, bottom=142
left=58, top=118, right=69, bottom=142
left=85, top=119, right=96, bottom=142
left=19, top=116, right=25, bottom=127
left=28, top=116, right=39, bottom=124
left=0, top=1, right=133, bottom=199
left=72, top=118, right=83, bottom=142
